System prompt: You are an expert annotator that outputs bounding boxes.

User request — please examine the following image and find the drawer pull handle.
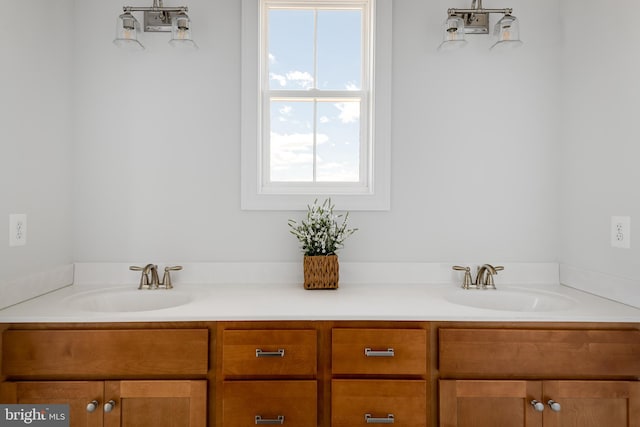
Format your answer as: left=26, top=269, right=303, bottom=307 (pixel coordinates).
left=364, top=347, right=395, bottom=357
left=255, top=415, right=285, bottom=425
left=86, top=400, right=99, bottom=413
left=548, top=400, right=562, bottom=412
left=103, top=400, right=116, bottom=413
left=256, top=348, right=285, bottom=358
left=365, top=414, right=395, bottom=424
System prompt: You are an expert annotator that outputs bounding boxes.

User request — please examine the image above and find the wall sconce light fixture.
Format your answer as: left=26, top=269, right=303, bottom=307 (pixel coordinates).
left=114, top=0, right=197, bottom=50
left=439, top=0, right=522, bottom=50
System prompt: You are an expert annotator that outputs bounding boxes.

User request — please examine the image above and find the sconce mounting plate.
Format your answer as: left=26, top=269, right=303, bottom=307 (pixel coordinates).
left=460, top=12, right=489, bottom=34
left=144, top=10, right=181, bottom=32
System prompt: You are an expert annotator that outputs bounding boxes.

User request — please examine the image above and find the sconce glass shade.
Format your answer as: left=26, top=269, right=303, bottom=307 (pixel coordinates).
left=169, top=12, right=198, bottom=49
left=490, top=14, right=523, bottom=50
left=113, top=12, right=144, bottom=50
left=438, top=14, right=467, bottom=50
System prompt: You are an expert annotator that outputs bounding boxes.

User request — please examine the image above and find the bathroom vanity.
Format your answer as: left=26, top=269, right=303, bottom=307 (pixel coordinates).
left=1, top=281, right=639, bottom=426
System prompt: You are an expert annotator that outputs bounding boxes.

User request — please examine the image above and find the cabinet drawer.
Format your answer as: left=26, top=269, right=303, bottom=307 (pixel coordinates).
left=223, top=380, right=316, bottom=427
left=2, top=329, right=209, bottom=378
left=222, top=329, right=317, bottom=377
left=332, top=328, right=427, bottom=375
left=439, top=328, right=640, bottom=379
left=332, top=379, right=427, bottom=427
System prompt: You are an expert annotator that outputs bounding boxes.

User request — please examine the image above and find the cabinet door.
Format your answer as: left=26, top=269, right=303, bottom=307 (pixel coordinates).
left=439, top=380, right=543, bottom=427
left=103, top=380, right=206, bottom=427
left=543, top=381, right=640, bottom=427
left=0, top=381, right=104, bottom=427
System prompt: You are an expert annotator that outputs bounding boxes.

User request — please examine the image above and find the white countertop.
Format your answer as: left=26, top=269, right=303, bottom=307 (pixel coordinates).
left=1, top=281, right=639, bottom=323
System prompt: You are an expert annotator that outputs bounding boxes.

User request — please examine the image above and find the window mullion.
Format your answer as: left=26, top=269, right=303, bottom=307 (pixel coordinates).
left=312, top=8, right=319, bottom=183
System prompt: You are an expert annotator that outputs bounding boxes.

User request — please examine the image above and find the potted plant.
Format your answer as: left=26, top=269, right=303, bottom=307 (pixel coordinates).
left=288, top=199, right=357, bottom=289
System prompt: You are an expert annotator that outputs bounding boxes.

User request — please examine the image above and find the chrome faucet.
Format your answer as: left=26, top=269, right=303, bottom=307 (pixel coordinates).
left=452, top=264, right=504, bottom=289
left=130, top=264, right=182, bottom=289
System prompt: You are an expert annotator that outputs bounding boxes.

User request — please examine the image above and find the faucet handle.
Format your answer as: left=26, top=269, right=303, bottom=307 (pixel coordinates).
left=160, top=266, right=183, bottom=289
left=453, top=266, right=474, bottom=289
left=483, top=265, right=504, bottom=289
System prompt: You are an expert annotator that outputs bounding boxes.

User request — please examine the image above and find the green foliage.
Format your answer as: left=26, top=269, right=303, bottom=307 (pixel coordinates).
left=288, top=198, right=358, bottom=256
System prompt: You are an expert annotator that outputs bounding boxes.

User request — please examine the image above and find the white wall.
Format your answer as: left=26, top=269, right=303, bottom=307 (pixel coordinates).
left=72, top=0, right=562, bottom=264
left=0, top=1, right=74, bottom=288
left=559, top=0, right=640, bottom=294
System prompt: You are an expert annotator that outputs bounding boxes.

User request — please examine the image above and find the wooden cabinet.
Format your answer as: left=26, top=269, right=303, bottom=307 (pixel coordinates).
left=1, top=328, right=209, bottom=427
left=333, top=379, right=427, bottom=427
left=221, top=329, right=316, bottom=378
left=220, top=328, right=318, bottom=426
left=0, top=380, right=207, bottom=427
left=2, top=320, right=639, bottom=427
left=439, top=380, right=640, bottom=427
left=222, top=380, right=316, bottom=427
left=332, top=328, right=427, bottom=376
left=0, top=381, right=104, bottom=427
left=332, top=328, right=428, bottom=427
left=542, top=380, right=640, bottom=427
left=439, top=380, right=542, bottom=427
left=438, top=328, right=640, bottom=427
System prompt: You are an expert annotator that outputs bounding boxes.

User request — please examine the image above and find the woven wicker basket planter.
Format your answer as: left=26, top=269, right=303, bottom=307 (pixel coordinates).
left=303, top=255, right=339, bottom=290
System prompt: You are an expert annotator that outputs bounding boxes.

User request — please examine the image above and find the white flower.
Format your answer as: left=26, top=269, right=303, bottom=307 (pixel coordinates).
left=288, top=198, right=357, bottom=256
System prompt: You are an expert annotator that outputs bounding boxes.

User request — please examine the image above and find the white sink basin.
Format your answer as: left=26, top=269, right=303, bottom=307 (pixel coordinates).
left=64, top=287, right=193, bottom=312
left=444, top=287, right=576, bottom=312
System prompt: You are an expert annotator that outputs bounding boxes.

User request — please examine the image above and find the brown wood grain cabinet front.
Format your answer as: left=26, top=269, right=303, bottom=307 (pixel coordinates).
left=2, top=329, right=209, bottom=379
left=332, top=328, right=427, bottom=376
left=0, top=328, right=209, bottom=427
left=332, top=379, right=427, bottom=427
left=3, top=320, right=640, bottom=427
left=438, top=327, right=640, bottom=427
left=219, top=328, right=319, bottom=426
left=331, top=327, right=429, bottom=427
left=221, top=329, right=317, bottom=378
left=222, top=380, right=317, bottom=427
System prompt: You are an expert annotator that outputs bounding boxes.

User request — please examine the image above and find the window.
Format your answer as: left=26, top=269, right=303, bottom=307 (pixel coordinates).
left=241, top=0, right=391, bottom=210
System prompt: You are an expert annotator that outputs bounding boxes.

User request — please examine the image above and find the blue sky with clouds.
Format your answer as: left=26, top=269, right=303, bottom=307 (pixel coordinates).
left=267, top=8, right=362, bottom=182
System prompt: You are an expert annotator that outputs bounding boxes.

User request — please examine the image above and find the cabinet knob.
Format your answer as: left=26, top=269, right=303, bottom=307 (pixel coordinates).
left=86, top=400, right=99, bottom=413
left=103, top=400, right=116, bottom=413
left=548, top=400, right=562, bottom=412
left=530, top=400, right=544, bottom=412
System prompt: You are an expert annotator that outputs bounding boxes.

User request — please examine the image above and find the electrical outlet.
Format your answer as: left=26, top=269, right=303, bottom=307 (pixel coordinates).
left=9, top=214, right=27, bottom=247
left=611, top=216, right=631, bottom=249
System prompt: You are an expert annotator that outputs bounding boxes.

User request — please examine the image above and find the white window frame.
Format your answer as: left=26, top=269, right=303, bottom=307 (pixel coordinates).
left=241, top=0, right=391, bottom=210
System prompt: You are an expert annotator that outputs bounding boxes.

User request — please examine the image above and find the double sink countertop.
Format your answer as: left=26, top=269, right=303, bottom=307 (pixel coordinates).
left=1, top=262, right=639, bottom=323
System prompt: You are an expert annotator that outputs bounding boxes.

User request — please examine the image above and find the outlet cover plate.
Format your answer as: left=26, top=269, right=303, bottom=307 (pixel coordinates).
left=611, top=216, right=631, bottom=249
left=9, top=214, right=27, bottom=247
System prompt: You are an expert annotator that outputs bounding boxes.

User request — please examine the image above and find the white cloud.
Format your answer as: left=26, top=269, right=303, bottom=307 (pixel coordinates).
left=345, top=81, right=359, bottom=91
left=279, top=105, right=293, bottom=115
left=268, top=53, right=276, bottom=64
left=270, top=132, right=330, bottom=171
left=319, top=115, right=330, bottom=124
left=335, top=102, right=360, bottom=124
left=269, top=72, right=287, bottom=87
left=286, top=71, right=314, bottom=89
